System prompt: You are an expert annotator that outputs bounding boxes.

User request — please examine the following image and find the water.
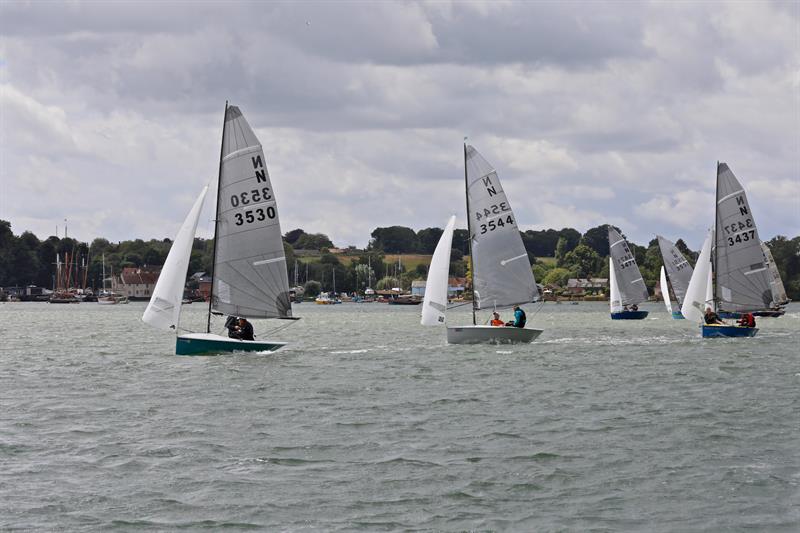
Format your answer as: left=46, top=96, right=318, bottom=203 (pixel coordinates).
left=1, top=301, right=798, bottom=531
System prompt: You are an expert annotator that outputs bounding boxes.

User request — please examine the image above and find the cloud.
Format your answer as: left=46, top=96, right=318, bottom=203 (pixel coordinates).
left=0, top=0, right=797, bottom=250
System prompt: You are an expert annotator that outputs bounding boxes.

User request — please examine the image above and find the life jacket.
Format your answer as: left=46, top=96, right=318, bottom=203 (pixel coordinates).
left=745, top=313, right=755, bottom=327
left=515, top=308, right=527, bottom=328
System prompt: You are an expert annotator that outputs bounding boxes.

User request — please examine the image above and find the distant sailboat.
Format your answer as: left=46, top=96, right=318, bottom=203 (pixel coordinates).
left=683, top=163, right=767, bottom=338
left=143, top=103, right=295, bottom=355
left=656, top=235, right=693, bottom=319
left=755, top=241, right=789, bottom=317
left=608, top=226, right=649, bottom=319
left=424, top=145, right=542, bottom=344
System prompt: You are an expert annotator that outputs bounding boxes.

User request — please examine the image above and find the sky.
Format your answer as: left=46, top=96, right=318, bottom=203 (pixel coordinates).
left=1, top=0, right=798, bottom=251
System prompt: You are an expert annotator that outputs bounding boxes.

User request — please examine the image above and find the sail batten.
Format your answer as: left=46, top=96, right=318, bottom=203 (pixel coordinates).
left=466, top=145, right=538, bottom=310
left=714, top=163, right=772, bottom=312
left=608, top=227, right=648, bottom=307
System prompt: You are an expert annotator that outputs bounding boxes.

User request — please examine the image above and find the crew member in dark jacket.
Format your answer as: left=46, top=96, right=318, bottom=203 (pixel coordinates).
left=236, top=317, right=255, bottom=340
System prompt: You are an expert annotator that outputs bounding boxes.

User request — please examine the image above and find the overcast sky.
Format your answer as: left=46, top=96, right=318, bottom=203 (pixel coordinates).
left=1, top=0, right=798, bottom=250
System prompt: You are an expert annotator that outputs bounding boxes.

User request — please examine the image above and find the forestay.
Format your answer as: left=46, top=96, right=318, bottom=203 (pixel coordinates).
left=607, top=227, right=648, bottom=306
left=466, top=145, right=538, bottom=310
left=212, top=106, right=291, bottom=319
left=714, top=163, right=771, bottom=312
left=421, top=215, right=456, bottom=326
left=143, top=186, right=208, bottom=331
left=657, top=235, right=692, bottom=306
left=761, top=242, right=789, bottom=306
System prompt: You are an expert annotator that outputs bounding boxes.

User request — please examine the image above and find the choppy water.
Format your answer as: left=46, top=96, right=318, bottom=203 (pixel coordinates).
left=1, top=300, right=798, bottom=531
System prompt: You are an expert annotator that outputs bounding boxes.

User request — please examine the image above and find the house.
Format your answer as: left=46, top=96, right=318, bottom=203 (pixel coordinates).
left=448, top=277, right=467, bottom=298
left=113, top=266, right=161, bottom=301
left=566, top=278, right=608, bottom=296
left=411, top=280, right=426, bottom=297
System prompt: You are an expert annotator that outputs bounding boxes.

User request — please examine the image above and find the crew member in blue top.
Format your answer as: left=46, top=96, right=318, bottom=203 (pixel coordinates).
left=505, top=305, right=526, bottom=328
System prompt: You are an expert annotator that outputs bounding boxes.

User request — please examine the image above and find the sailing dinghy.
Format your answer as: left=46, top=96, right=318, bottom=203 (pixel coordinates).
left=143, top=103, right=295, bottom=355
left=683, top=163, right=767, bottom=338
left=656, top=235, right=693, bottom=319
left=424, top=145, right=542, bottom=344
left=608, top=227, right=649, bottom=319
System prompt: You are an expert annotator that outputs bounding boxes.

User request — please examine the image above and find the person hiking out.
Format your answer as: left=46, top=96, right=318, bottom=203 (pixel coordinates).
left=236, top=317, right=254, bottom=340
left=738, top=312, right=756, bottom=328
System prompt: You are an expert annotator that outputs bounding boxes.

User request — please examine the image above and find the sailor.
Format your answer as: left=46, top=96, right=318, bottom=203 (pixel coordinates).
left=225, top=315, right=239, bottom=338
left=737, top=312, right=756, bottom=328
left=704, top=307, right=723, bottom=325
left=505, top=305, right=526, bottom=328
left=630, top=304, right=639, bottom=312
left=236, top=317, right=255, bottom=341
left=490, top=312, right=504, bottom=327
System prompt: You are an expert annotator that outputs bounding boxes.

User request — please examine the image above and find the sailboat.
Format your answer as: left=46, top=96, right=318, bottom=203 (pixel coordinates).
left=656, top=235, right=693, bottom=319
left=755, top=241, right=789, bottom=317
left=608, top=226, right=649, bottom=319
left=143, top=103, right=295, bottom=355
left=682, top=163, right=768, bottom=338
left=423, top=144, right=542, bottom=344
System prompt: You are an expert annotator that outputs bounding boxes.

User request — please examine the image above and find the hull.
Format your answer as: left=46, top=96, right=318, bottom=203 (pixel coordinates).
left=49, top=298, right=80, bottom=304
left=671, top=311, right=685, bottom=319
left=176, top=333, right=287, bottom=356
left=446, top=325, right=542, bottom=344
left=753, top=310, right=784, bottom=318
left=720, top=310, right=784, bottom=319
left=701, top=324, right=758, bottom=338
left=610, top=310, right=649, bottom=320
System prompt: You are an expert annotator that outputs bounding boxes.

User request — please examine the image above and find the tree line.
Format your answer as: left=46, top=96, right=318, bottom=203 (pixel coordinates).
left=2, top=219, right=798, bottom=299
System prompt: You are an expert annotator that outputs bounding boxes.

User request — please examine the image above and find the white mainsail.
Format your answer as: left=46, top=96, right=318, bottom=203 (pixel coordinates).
left=142, top=186, right=209, bottom=331
left=211, top=106, right=291, bottom=319
left=466, top=145, right=538, bottom=310
left=681, top=228, right=713, bottom=324
left=660, top=265, right=673, bottom=314
left=421, top=215, right=456, bottom=326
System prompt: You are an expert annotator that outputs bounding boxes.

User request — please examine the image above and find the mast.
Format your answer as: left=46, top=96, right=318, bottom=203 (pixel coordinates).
left=207, top=101, right=228, bottom=333
left=463, top=142, right=476, bottom=325
left=713, top=160, right=719, bottom=312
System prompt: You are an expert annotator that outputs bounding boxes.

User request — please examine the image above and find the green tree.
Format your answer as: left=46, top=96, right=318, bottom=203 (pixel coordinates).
left=304, top=280, right=321, bottom=298
left=542, top=267, right=572, bottom=287
left=416, top=227, right=444, bottom=254
left=370, top=226, right=419, bottom=253
left=561, top=244, right=601, bottom=278
left=295, top=232, right=334, bottom=250
left=581, top=225, right=619, bottom=257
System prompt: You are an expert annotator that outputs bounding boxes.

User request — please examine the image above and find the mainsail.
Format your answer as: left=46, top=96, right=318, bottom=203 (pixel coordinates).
left=656, top=235, right=693, bottom=307
left=466, top=145, right=538, bottom=310
left=607, top=227, right=648, bottom=306
left=714, top=163, right=772, bottom=312
left=421, top=215, right=456, bottom=326
left=143, top=186, right=208, bottom=331
left=211, top=106, right=291, bottom=318
left=761, top=241, right=789, bottom=306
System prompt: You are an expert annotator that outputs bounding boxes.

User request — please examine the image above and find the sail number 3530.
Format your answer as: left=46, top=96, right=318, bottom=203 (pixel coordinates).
left=234, top=206, right=275, bottom=226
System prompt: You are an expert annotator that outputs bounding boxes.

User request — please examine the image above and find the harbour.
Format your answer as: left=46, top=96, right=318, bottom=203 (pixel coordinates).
left=1, top=301, right=798, bottom=530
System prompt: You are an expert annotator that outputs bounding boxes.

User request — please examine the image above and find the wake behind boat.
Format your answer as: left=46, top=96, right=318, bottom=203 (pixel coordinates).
left=143, top=103, right=295, bottom=355
left=421, top=144, right=542, bottom=344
